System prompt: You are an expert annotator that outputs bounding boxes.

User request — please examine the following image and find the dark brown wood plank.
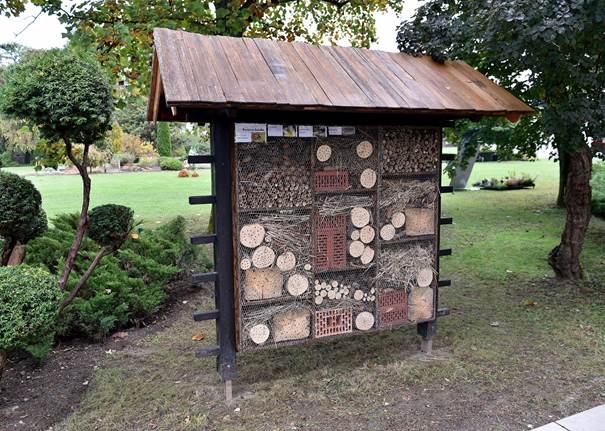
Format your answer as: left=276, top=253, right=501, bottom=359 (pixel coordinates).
left=324, top=45, right=401, bottom=108
left=172, top=31, right=204, bottom=103
left=153, top=28, right=191, bottom=102
left=197, top=35, right=247, bottom=103
left=253, top=38, right=319, bottom=106
left=182, top=31, right=226, bottom=103
left=276, top=41, right=333, bottom=106
left=293, top=42, right=373, bottom=107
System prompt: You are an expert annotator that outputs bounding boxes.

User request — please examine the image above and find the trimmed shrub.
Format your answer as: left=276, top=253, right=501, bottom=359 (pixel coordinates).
left=160, top=157, right=183, bottom=171
left=88, top=204, right=134, bottom=249
left=592, top=162, right=605, bottom=218
left=26, top=214, right=203, bottom=340
left=156, top=122, right=172, bottom=157
left=0, top=265, right=61, bottom=376
left=178, top=169, right=189, bottom=178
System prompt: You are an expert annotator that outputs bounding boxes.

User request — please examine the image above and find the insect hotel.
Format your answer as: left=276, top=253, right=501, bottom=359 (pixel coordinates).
left=147, top=28, right=532, bottom=396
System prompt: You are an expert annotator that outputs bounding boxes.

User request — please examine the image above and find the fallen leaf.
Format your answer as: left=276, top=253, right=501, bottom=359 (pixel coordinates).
left=522, top=298, right=536, bottom=307
left=192, top=331, right=205, bottom=341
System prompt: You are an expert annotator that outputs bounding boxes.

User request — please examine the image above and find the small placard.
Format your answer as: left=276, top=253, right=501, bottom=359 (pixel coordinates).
left=313, top=125, right=327, bottom=137
left=235, top=123, right=267, bottom=143
left=284, top=125, right=297, bottom=137
left=328, top=126, right=343, bottom=136
left=268, top=124, right=283, bottom=137
left=342, top=126, right=356, bottom=135
left=298, top=125, right=314, bottom=138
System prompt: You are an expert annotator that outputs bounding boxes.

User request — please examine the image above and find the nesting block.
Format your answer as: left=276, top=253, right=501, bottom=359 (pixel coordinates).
left=378, top=288, right=408, bottom=328
left=315, top=308, right=353, bottom=338
left=273, top=308, right=311, bottom=342
left=243, top=268, right=283, bottom=301
left=404, top=208, right=435, bottom=236
left=408, top=287, right=434, bottom=321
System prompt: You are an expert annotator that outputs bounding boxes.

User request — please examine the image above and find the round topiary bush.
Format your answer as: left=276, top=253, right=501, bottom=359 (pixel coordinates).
left=88, top=204, right=134, bottom=249
left=0, top=171, right=48, bottom=264
left=0, top=265, right=61, bottom=379
left=160, top=157, right=183, bottom=171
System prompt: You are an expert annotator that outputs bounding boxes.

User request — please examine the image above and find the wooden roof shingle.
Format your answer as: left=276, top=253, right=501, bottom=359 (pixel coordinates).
left=148, top=28, right=533, bottom=121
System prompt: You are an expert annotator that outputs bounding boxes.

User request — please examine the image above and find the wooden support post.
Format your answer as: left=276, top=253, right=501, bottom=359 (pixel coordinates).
left=417, top=320, right=437, bottom=354
left=225, top=380, right=233, bottom=404
left=212, top=116, right=237, bottom=384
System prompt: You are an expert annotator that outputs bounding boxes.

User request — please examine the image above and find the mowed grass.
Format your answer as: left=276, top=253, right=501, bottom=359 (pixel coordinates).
left=2, top=167, right=213, bottom=228
left=20, top=160, right=605, bottom=430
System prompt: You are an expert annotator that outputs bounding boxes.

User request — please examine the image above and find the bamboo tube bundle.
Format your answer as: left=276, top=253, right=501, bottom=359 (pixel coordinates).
left=383, top=127, right=440, bottom=174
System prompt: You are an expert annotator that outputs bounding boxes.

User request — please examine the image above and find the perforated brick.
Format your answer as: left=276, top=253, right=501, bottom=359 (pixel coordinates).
left=315, top=170, right=349, bottom=192
left=315, top=308, right=353, bottom=338
left=313, top=214, right=347, bottom=270
left=378, top=289, right=407, bottom=328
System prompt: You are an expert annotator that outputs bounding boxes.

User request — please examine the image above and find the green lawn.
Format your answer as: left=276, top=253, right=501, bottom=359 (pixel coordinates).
left=2, top=168, right=213, bottom=227
left=52, top=158, right=605, bottom=431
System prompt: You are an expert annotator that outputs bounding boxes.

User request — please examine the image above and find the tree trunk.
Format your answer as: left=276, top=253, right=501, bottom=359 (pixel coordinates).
left=58, top=143, right=92, bottom=290
left=1, top=237, right=17, bottom=266
left=0, top=349, right=7, bottom=381
left=7, top=244, right=26, bottom=266
left=557, top=149, right=570, bottom=208
left=548, top=145, right=592, bottom=279
left=59, top=246, right=110, bottom=312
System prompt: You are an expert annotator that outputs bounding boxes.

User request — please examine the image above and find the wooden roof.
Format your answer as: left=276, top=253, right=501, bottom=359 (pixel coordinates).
left=147, top=28, right=532, bottom=121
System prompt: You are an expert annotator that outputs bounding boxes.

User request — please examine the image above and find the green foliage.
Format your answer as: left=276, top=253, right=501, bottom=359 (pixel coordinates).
left=592, top=163, right=605, bottom=218
left=0, top=48, right=113, bottom=145
left=88, top=204, right=134, bottom=249
left=0, top=265, right=61, bottom=359
left=25, top=214, right=201, bottom=339
left=398, top=0, right=605, bottom=156
left=0, top=152, right=17, bottom=167
left=0, top=171, right=47, bottom=258
left=156, top=122, right=172, bottom=157
left=113, top=98, right=155, bottom=142
left=159, top=157, right=183, bottom=171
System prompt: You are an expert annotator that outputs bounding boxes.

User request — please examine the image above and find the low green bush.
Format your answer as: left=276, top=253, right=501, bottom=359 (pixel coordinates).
left=0, top=152, right=17, bottom=167
left=137, top=156, right=159, bottom=168
left=0, top=265, right=62, bottom=376
left=88, top=204, right=134, bottom=249
left=159, top=157, right=183, bottom=171
left=592, top=162, right=605, bottom=218
left=26, top=214, right=202, bottom=340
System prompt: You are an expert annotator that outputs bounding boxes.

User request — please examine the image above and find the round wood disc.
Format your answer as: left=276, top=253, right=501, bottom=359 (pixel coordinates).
left=252, top=246, right=276, bottom=269
left=304, top=263, right=312, bottom=271
left=417, top=267, right=434, bottom=287
left=286, top=274, right=309, bottom=296
left=360, top=246, right=375, bottom=265
left=355, top=311, right=375, bottom=331
left=351, top=207, right=370, bottom=228
left=391, top=212, right=406, bottom=229
left=249, top=324, right=270, bottom=344
left=359, top=226, right=375, bottom=244
left=353, top=289, right=364, bottom=301
left=351, top=229, right=360, bottom=241
left=349, top=240, right=365, bottom=258
left=276, top=251, right=296, bottom=272
left=240, top=223, right=265, bottom=248
left=380, top=224, right=396, bottom=241
left=316, top=145, right=332, bottom=162
left=315, top=295, right=324, bottom=305
left=240, top=258, right=251, bottom=270
left=360, top=168, right=377, bottom=189
left=356, top=141, right=373, bottom=159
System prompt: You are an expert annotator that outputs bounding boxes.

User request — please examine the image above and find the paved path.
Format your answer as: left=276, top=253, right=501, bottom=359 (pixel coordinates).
left=534, top=405, right=605, bottom=430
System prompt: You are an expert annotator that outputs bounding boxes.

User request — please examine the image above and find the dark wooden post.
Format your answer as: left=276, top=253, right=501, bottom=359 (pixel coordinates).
left=211, top=116, right=237, bottom=396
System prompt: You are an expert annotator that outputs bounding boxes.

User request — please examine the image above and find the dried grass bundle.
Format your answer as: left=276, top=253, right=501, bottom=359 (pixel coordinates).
left=243, top=301, right=310, bottom=330
left=380, top=180, right=437, bottom=212
left=318, top=195, right=374, bottom=216
left=377, top=244, right=434, bottom=289
left=251, top=213, right=310, bottom=251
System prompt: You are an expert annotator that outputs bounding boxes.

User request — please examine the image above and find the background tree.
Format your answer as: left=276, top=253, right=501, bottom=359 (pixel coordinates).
left=156, top=122, right=172, bottom=157
left=13, top=0, right=399, bottom=97
left=0, top=48, right=114, bottom=289
left=397, top=0, right=605, bottom=279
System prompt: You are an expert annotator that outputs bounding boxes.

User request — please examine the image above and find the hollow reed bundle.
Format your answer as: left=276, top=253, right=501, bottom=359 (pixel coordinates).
left=318, top=194, right=374, bottom=216
left=251, top=212, right=310, bottom=251
left=380, top=180, right=437, bottom=212
left=377, top=244, right=434, bottom=289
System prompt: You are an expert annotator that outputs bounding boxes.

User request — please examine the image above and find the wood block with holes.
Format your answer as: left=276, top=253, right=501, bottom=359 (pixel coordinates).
left=404, top=208, right=435, bottom=236
left=273, top=308, right=311, bottom=342
left=314, top=308, right=353, bottom=338
left=378, top=289, right=408, bottom=328
left=243, top=268, right=283, bottom=301
left=408, top=287, right=434, bottom=321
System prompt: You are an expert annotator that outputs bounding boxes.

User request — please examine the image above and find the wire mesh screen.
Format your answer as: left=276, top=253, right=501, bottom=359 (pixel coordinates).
left=235, top=127, right=440, bottom=351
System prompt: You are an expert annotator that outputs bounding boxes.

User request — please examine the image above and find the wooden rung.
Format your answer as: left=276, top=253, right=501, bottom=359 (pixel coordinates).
left=441, top=153, right=456, bottom=161
left=193, top=309, right=219, bottom=321
left=189, top=195, right=217, bottom=205
left=440, top=185, right=454, bottom=194
left=439, top=248, right=452, bottom=257
left=188, top=155, right=215, bottom=164
left=438, top=278, right=452, bottom=287
left=190, top=234, right=217, bottom=245
left=439, top=217, right=453, bottom=225
left=437, top=307, right=450, bottom=317
left=192, top=271, right=217, bottom=284
left=196, top=346, right=220, bottom=358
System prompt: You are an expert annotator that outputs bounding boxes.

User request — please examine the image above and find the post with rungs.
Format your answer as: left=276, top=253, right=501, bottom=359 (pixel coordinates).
left=211, top=115, right=237, bottom=401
